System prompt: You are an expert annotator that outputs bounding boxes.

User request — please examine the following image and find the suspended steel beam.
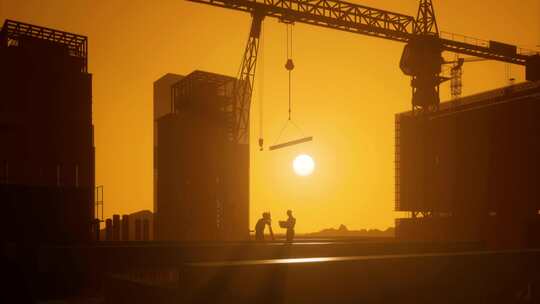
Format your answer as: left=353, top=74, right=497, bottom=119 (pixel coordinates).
left=269, top=136, right=313, bottom=151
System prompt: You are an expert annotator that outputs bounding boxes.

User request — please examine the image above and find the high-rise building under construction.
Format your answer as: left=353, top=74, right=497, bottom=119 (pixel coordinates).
left=154, top=71, right=249, bottom=241
left=0, top=20, right=95, bottom=243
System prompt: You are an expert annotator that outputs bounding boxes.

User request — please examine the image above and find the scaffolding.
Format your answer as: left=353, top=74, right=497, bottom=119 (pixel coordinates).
left=170, top=70, right=243, bottom=142
left=0, top=19, right=88, bottom=72
left=95, top=185, right=104, bottom=222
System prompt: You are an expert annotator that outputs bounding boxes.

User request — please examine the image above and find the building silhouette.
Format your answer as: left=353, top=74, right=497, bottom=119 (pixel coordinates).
left=100, top=210, right=154, bottom=241
left=153, top=73, right=184, bottom=233
left=154, top=71, right=249, bottom=241
left=0, top=20, right=95, bottom=243
left=395, top=81, right=540, bottom=248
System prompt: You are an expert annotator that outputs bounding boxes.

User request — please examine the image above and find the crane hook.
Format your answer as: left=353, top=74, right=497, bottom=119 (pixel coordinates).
left=285, top=59, right=295, bottom=71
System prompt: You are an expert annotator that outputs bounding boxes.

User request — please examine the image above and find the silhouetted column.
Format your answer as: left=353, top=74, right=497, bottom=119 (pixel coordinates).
left=105, top=219, right=113, bottom=241
left=135, top=219, right=142, bottom=241
left=112, top=214, right=120, bottom=241
left=121, top=214, right=129, bottom=241
left=94, top=219, right=101, bottom=241
left=142, top=219, right=150, bottom=241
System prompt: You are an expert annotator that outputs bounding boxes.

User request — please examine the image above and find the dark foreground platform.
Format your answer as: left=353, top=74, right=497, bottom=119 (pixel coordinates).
left=5, top=239, right=538, bottom=303
left=107, top=249, right=540, bottom=304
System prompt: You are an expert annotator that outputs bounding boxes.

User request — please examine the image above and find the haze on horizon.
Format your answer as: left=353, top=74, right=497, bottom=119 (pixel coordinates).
left=1, top=0, right=538, bottom=233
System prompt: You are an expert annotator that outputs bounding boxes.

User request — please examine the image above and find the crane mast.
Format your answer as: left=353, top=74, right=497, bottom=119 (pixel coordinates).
left=187, top=0, right=540, bottom=140
left=232, top=13, right=264, bottom=144
left=402, top=0, right=442, bottom=113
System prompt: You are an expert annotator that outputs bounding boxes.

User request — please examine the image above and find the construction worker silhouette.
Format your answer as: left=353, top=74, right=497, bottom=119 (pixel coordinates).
left=280, top=209, right=296, bottom=242
left=255, top=212, right=274, bottom=241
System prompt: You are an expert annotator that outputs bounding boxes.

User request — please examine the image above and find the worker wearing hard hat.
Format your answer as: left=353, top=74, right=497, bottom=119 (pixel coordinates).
left=255, top=212, right=274, bottom=241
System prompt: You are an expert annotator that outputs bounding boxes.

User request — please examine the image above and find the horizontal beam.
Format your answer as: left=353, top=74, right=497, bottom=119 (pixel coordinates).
left=441, top=38, right=529, bottom=66
left=269, top=136, right=313, bottom=150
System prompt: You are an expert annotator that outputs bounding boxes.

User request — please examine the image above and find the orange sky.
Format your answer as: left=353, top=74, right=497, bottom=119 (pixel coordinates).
left=1, top=0, right=539, bottom=232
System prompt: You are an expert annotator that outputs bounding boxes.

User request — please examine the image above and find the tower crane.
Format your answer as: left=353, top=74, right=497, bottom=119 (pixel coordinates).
left=444, top=56, right=490, bottom=99
left=186, top=0, right=540, bottom=148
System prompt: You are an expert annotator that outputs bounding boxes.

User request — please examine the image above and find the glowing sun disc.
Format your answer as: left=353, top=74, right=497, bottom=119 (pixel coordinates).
left=293, top=154, right=315, bottom=176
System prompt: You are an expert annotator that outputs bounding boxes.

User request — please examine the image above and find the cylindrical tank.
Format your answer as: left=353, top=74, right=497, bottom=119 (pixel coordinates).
left=112, top=214, right=121, bottom=241
left=105, top=218, right=113, bottom=241
left=142, top=218, right=150, bottom=241
left=121, top=214, right=129, bottom=241
left=135, top=219, right=142, bottom=241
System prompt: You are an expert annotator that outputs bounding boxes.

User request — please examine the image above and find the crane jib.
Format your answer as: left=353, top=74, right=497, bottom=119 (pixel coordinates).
left=187, top=0, right=534, bottom=66
left=188, top=0, right=415, bottom=42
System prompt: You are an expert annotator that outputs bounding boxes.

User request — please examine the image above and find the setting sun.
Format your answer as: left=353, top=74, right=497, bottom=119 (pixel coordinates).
left=293, top=154, right=315, bottom=176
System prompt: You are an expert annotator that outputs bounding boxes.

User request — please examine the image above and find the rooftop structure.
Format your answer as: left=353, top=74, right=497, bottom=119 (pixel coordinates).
left=395, top=81, right=540, bottom=248
left=0, top=19, right=87, bottom=72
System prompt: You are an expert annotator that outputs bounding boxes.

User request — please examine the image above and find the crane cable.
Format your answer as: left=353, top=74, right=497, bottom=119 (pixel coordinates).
left=274, top=23, right=305, bottom=146
left=285, top=23, right=294, bottom=120
left=269, top=22, right=313, bottom=151
left=258, top=23, right=264, bottom=151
